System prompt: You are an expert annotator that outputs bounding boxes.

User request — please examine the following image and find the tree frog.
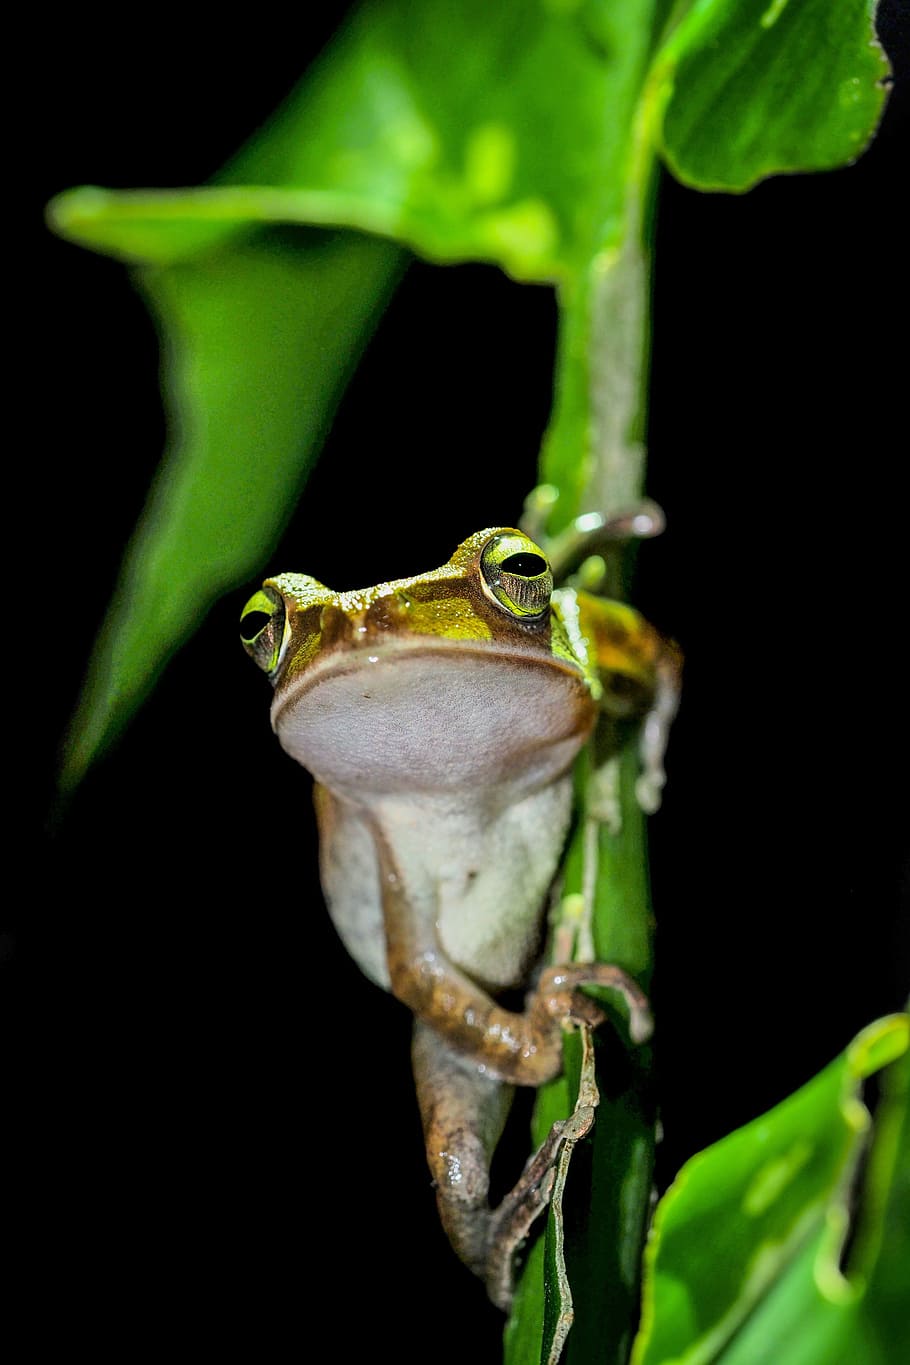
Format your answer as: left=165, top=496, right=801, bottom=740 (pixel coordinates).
left=240, top=525, right=679, bottom=1307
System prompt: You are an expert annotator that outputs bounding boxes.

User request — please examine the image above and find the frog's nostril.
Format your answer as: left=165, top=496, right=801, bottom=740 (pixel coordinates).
left=365, top=592, right=411, bottom=633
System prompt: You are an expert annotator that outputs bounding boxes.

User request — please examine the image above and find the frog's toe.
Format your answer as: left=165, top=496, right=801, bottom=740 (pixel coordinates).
left=538, top=963, right=652, bottom=1045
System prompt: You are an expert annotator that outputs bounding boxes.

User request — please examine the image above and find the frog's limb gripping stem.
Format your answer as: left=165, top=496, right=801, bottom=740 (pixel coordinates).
left=381, top=828, right=652, bottom=1306
left=413, top=1022, right=586, bottom=1315
left=408, top=957, right=651, bottom=1309
left=636, top=640, right=683, bottom=814
left=483, top=1116, right=573, bottom=1312
left=380, top=820, right=652, bottom=1083
left=535, top=963, right=653, bottom=1045
left=521, top=490, right=665, bottom=583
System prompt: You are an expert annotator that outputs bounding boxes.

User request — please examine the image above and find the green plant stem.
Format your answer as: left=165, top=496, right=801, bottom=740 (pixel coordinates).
left=529, top=151, right=661, bottom=1362
left=544, top=236, right=651, bottom=542
left=541, top=100, right=659, bottom=530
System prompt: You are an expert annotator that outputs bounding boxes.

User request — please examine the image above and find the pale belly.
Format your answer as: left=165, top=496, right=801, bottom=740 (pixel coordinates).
left=314, top=778, right=574, bottom=992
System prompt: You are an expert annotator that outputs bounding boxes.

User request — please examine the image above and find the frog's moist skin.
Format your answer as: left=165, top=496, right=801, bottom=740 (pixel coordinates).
left=241, top=526, right=677, bottom=1306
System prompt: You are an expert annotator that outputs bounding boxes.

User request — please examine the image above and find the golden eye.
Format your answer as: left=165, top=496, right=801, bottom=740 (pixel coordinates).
left=240, top=586, right=289, bottom=675
left=480, top=533, right=553, bottom=620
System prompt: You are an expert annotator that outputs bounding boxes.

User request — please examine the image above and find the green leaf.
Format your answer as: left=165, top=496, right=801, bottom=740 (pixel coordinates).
left=48, top=0, right=893, bottom=779
left=631, top=1013, right=909, bottom=1365
left=540, top=0, right=891, bottom=527
left=504, top=1029, right=602, bottom=1365
left=50, top=0, right=671, bottom=784
left=849, top=1040, right=910, bottom=1362
left=51, top=0, right=668, bottom=281
left=541, top=1030, right=602, bottom=1365
left=504, top=1206, right=549, bottom=1365
left=59, top=230, right=402, bottom=789
left=561, top=1029, right=655, bottom=1365
left=504, top=739, right=657, bottom=1365
left=703, top=1037, right=910, bottom=1365
left=562, top=741, right=657, bottom=1365
left=504, top=1045, right=573, bottom=1365
left=650, top=0, right=891, bottom=192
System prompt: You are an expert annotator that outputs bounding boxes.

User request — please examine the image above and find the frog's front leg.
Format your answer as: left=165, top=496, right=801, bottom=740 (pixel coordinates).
left=376, top=826, right=652, bottom=1086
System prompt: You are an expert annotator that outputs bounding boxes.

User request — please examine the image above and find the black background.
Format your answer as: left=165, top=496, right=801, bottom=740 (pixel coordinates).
left=31, top=6, right=908, bottom=1360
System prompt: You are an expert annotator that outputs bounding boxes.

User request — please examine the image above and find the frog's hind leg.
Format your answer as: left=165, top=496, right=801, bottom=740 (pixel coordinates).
left=412, top=1021, right=512, bottom=1281
left=412, top=1022, right=565, bottom=1311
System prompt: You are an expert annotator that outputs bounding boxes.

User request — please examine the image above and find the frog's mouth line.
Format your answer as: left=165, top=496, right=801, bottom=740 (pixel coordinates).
left=270, top=637, right=598, bottom=795
left=271, top=637, right=589, bottom=728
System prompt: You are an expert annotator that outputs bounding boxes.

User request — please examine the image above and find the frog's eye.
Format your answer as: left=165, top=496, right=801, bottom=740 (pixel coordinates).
left=240, top=586, right=290, bottom=675
left=480, top=533, right=553, bottom=620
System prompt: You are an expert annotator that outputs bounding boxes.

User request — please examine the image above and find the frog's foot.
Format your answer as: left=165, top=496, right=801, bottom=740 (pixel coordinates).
left=412, top=1022, right=574, bottom=1314
left=484, top=1116, right=573, bottom=1311
left=412, top=1021, right=515, bottom=1282
left=482, top=968, right=651, bottom=1310
left=411, top=970, right=652, bottom=1309
left=532, top=962, right=653, bottom=1046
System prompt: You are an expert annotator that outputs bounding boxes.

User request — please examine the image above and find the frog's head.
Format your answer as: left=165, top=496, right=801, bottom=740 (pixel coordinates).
left=240, top=528, right=598, bottom=796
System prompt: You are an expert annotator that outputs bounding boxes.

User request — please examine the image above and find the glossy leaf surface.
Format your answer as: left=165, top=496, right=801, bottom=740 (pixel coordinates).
left=631, top=1013, right=909, bottom=1365
left=58, top=231, right=402, bottom=787
left=653, top=0, right=891, bottom=192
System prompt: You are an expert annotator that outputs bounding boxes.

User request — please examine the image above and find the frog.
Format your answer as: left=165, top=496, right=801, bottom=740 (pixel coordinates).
left=240, top=521, right=680, bottom=1309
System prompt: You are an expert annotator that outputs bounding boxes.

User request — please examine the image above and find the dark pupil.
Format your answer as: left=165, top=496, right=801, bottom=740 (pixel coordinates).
left=500, top=552, right=547, bottom=578
left=241, top=610, right=272, bottom=642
